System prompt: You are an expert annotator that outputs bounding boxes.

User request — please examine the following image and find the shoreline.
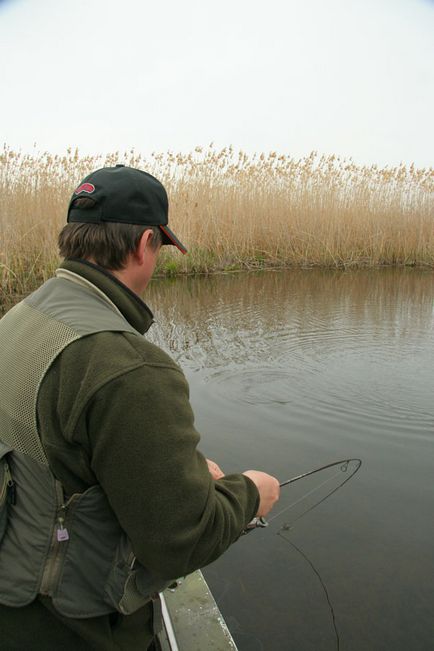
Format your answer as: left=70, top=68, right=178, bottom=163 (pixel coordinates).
left=2, top=261, right=433, bottom=312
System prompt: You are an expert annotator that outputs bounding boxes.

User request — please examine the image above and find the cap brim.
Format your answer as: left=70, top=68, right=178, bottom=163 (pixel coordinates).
left=159, top=225, right=188, bottom=254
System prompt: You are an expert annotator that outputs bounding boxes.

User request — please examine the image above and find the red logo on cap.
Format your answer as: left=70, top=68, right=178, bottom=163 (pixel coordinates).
left=74, top=183, right=95, bottom=195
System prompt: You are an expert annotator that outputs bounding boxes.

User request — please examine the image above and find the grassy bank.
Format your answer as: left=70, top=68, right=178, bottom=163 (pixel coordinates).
left=0, top=145, right=433, bottom=297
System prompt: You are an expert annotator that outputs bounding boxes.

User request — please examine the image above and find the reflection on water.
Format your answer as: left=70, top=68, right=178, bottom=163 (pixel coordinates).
left=148, top=269, right=434, bottom=443
left=148, top=268, right=434, bottom=370
left=146, top=268, right=434, bottom=651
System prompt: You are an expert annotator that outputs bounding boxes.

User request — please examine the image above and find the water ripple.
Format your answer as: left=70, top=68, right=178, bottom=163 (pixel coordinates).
left=208, top=367, right=299, bottom=406
left=147, top=269, right=434, bottom=443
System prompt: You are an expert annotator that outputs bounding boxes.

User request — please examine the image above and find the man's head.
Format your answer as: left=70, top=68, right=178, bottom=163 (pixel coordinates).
left=59, top=164, right=186, bottom=270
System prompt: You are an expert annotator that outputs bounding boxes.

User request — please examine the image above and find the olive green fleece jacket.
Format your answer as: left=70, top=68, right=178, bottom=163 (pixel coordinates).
left=0, top=259, right=259, bottom=651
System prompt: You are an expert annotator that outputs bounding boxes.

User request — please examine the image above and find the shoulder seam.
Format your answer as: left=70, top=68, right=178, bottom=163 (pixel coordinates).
left=119, top=331, right=182, bottom=371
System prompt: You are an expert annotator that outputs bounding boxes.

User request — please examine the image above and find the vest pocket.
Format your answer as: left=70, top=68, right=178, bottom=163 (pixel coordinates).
left=104, top=536, right=170, bottom=615
left=49, top=484, right=171, bottom=617
left=104, top=536, right=149, bottom=615
left=0, top=442, right=14, bottom=543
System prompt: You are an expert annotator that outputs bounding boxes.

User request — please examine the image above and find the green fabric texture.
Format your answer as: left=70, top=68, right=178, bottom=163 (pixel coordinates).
left=0, top=260, right=259, bottom=651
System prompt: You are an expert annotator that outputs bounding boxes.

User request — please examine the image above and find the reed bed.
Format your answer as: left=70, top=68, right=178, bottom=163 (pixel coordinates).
left=0, top=144, right=433, bottom=299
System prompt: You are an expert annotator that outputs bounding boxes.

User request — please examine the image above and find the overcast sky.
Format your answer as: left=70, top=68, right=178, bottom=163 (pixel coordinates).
left=1, top=0, right=433, bottom=167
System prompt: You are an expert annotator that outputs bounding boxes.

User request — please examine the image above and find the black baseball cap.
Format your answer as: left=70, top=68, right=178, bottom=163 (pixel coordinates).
left=67, top=165, right=187, bottom=254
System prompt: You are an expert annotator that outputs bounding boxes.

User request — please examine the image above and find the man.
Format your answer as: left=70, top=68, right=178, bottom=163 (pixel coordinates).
left=0, top=164, right=280, bottom=650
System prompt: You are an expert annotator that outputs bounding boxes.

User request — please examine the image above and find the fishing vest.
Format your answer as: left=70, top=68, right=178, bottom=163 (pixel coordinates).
left=0, top=271, right=170, bottom=618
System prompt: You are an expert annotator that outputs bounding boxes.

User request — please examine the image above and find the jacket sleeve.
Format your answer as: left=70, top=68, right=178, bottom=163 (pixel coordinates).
left=85, top=358, right=259, bottom=580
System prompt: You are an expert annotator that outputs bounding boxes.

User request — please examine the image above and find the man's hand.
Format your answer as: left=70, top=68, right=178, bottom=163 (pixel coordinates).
left=206, top=458, right=225, bottom=480
left=242, top=470, right=280, bottom=517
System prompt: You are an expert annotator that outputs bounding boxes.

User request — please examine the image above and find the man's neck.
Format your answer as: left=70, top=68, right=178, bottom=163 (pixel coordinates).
left=85, top=257, right=144, bottom=297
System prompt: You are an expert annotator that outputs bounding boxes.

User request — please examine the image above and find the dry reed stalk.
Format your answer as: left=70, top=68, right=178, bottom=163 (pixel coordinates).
left=0, top=144, right=433, bottom=298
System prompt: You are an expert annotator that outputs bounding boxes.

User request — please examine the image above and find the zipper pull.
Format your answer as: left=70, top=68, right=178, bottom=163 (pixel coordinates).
left=56, top=514, right=70, bottom=542
left=5, top=463, right=16, bottom=505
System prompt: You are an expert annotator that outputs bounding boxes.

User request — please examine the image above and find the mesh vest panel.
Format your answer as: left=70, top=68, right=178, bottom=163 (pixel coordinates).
left=0, top=301, right=79, bottom=465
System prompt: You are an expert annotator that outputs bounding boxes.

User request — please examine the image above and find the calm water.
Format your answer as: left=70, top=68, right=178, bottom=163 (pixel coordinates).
left=146, top=268, right=434, bottom=651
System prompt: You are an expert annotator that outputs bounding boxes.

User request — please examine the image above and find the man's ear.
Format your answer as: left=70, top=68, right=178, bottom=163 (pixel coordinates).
left=134, top=229, right=154, bottom=265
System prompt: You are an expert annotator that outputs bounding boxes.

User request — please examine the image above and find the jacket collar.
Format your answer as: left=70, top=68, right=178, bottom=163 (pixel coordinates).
left=57, top=259, right=154, bottom=334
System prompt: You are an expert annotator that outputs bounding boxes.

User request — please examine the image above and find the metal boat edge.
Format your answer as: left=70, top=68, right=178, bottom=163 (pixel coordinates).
left=157, top=570, right=238, bottom=650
